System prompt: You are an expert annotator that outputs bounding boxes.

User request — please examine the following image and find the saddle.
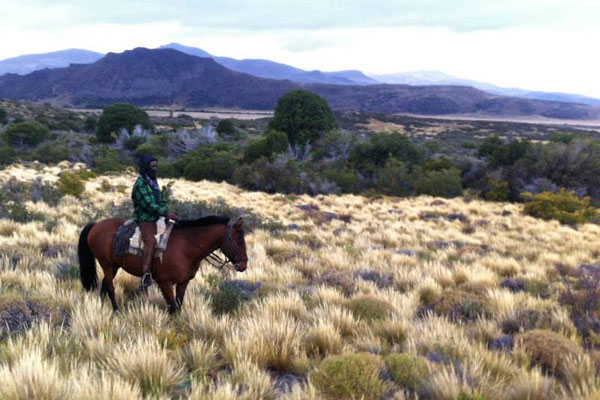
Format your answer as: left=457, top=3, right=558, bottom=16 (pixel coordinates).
left=113, top=217, right=176, bottom=262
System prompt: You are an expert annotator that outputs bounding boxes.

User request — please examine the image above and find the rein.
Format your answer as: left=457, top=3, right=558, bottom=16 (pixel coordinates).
left=204, top=220, right=243, bottom=270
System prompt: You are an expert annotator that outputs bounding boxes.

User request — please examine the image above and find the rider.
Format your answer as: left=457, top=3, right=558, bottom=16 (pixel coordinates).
left=132, top=154, right=179, bottom=287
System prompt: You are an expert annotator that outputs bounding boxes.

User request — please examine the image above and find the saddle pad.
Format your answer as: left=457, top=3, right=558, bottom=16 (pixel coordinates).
left=113, top=220, right=137, bottom=258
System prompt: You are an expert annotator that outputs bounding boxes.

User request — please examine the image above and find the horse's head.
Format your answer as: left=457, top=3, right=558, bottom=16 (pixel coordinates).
left=221, top=217, right=248, bottom=272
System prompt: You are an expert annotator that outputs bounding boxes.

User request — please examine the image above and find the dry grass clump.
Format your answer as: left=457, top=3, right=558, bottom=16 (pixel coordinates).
left=312, top=352, right=390, bottom=400
left=515, top=329, right=582, bottom=378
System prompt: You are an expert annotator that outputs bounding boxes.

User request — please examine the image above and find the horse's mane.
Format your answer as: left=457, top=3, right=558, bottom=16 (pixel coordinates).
left=174, top=216, right=230, bottom=229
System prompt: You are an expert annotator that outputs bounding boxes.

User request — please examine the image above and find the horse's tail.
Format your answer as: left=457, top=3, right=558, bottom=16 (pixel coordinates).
left=78, top=222, right=98, bottom=291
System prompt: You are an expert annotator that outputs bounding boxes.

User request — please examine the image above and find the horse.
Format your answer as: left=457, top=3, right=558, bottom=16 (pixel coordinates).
left=77, top=216, right=247, bottom=313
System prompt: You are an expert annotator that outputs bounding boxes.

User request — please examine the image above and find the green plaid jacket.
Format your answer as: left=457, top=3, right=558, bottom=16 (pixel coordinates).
left=131, top=176, right=168, bottom=222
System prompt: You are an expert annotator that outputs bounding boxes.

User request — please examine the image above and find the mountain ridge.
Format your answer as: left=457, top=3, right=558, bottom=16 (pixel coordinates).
left=0, top=47, right=597, bottom=120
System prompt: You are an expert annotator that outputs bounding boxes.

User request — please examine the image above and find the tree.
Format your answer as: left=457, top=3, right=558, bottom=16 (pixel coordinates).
left=216, top=119, right=236, bottom=137
left=3, top=120, right=49, bottom=147
left=96, top=103, right=152, bottom=143
left=0, top=108, right=7, bottom=125
left=268, top=90, right=336, bottom=146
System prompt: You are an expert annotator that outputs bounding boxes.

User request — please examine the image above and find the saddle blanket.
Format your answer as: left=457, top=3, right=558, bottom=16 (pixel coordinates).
left=113, top=217, right=175, bottom=262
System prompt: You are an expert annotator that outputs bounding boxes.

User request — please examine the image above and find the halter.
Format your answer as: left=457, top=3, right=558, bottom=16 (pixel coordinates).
left=205, top=220, right=247, bottom=270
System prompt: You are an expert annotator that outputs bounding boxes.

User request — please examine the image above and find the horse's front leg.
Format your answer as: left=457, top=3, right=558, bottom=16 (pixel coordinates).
left=175, top=281, right=190, bottom=309
left=158, top=281, right=178, bottom=314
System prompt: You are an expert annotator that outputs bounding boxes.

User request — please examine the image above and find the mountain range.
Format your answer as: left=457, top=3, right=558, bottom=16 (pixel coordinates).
left=0, top=47, right=597, bottom=120
left=1, top=43, right=598, bottom=108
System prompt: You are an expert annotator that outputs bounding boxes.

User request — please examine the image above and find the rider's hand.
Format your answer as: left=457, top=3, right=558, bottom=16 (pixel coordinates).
left=167, top=211, right=179, bottom=220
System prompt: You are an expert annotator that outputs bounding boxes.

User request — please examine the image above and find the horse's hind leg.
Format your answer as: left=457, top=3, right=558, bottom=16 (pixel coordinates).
left=100, top=264, right=119, bottom=312
left=158, top=281, right=178, bottom=314
left=175, top=281, right=190, bottom=309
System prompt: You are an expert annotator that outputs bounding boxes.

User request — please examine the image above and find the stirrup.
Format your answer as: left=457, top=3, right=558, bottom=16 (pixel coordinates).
left=142, top=272, right=153, bottom=287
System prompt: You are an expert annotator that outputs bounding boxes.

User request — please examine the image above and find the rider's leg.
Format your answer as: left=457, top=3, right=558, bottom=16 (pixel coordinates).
left=139, top=221, right=157, bottom=287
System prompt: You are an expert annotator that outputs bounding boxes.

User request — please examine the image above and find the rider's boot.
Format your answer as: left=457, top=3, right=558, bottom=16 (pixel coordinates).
left=141, top=242, right=154, bottom=287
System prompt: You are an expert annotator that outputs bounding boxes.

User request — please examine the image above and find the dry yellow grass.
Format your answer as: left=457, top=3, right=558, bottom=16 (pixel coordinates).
left=1, top=162, right=600, bottom=399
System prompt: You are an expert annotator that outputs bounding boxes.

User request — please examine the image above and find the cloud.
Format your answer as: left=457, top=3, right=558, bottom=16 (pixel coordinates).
left=4, top=0, right=600, bottom=32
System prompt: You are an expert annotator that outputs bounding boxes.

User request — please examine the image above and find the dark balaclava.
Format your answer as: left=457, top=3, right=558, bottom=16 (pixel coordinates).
left=138, top=154, right=161, bottom=203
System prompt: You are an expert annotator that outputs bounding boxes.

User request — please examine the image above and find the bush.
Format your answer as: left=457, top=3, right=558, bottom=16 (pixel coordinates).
left=233, top=158, right=303, bottom=193
left=0, top=146, right=15, bottom=166
left=485, top=180, right=510, bottom=201
left=124, top=135, right=147, bottom=151
left=83, top=115, right=97, bottom=133
left=3, top=120, right=49, bottom=147
left=96, top=103, right=152, bottom=143
left=0, top=108, right=7, bottom=125
left=180, top=145, right=238, bottom=182
left=384, top=353, right=428, bottom=391
left=431, top=289, right=490, bottom=322
left=32, top=143, right=71, bottom=164
left=243, top=129, right=288, bottom=162
left=350, top=132, right=422, bottom=173
left=515, top=329, right=582, bottom=377
left=216, top=119, right=236, bottom=136
left=312, top=353, right=389, bottom=400
left=210, top=281, right=250, bottom=315
left=94, top=148, right=127, bottom=174
left=375, top=158, right=414, bottom=196
left=523, top=189, right=597, bottom=224
left=269, top=90, right=336, bottom=146
left=326, top=168, right=360, bottom=194
left=344, top=295, right=393, bottom=322
left=57, top=171, right=85, bottom=197
left=416, top=167, right=463, bottom=198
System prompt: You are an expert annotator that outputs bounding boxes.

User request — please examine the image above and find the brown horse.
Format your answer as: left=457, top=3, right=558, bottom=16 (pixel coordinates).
left=78, top=216, right=247, bottom=313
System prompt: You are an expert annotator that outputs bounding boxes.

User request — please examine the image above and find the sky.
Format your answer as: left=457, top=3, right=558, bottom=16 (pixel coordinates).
left=2, top=0, right=600, bottom=97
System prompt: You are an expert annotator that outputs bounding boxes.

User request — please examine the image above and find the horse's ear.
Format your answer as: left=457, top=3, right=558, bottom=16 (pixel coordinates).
left=234, top=216, right=243, bottom=229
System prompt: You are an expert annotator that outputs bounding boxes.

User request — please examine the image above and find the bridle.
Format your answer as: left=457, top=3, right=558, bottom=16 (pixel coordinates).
left=205, top=220, right=247, bottom=270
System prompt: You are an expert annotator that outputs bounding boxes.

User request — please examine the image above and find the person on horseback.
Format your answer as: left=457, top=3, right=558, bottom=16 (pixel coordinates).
left=132, top=154, right=179, bottom=287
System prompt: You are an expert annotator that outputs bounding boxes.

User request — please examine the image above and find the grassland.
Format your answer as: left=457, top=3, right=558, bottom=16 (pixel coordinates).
left=1, top=162, right=600, bottom=399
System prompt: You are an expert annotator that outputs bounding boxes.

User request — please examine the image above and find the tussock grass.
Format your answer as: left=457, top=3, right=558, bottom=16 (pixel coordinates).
left=2, top=163, right=600, bottom=398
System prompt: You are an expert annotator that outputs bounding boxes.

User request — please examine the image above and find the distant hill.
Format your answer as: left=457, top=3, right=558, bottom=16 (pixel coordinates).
left=372, top=71, right=600, bottom=107
left=0, top=49, right=104, bottom=76
left=0, top=47, right=598, bottom=120
left=159, top=43, right=377, bottom=85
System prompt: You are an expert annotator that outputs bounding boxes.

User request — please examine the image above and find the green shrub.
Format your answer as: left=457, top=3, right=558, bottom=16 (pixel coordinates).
left=416, top=168, right=463, bottom=198
left=233, top=158, right=303, bottom=193
left=96, top=103, right=152, bottom=143
left=243, top=129, right=288, bottom=162
left=124, top=135, right=147, bottom=151
left=83, top=115, right=97, bottom=133
left=216, top=119, right=236, bottom=137
left=3, top=120, right=49, bottom=147
left=350, top=132, right=422, bottom=173
left=326, top=168, right=360, bottom=194
left=344, top=295, right=393, bottom=322
left=312, top=353, right=389, bottom=400
left=485, top=180, right=510, bottom=201
left=431, top=289, right=490, bottom=322
left=94, top=148, right=127, bottom=174
left=523, top=189, right=597, bottom=224
left=384, top=353, right=428, bottom=391
left=516, top=329, right=582, bottom=378
left=0, top=108, right=7, bottom=125
left=57, top=171, right=85, bottom=197
left=33, top=143, right=71, bottom=164
left=0, top=146, right=15, bottom=166
left=182, top=148, right=238, bottom=182
left=269, top=90, right=336, bottom=146
left=210, top=281, right=252, bottom=315
left=375, top=158, right=414, bottom=196
left=134, top=134, right=170, bottom=157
